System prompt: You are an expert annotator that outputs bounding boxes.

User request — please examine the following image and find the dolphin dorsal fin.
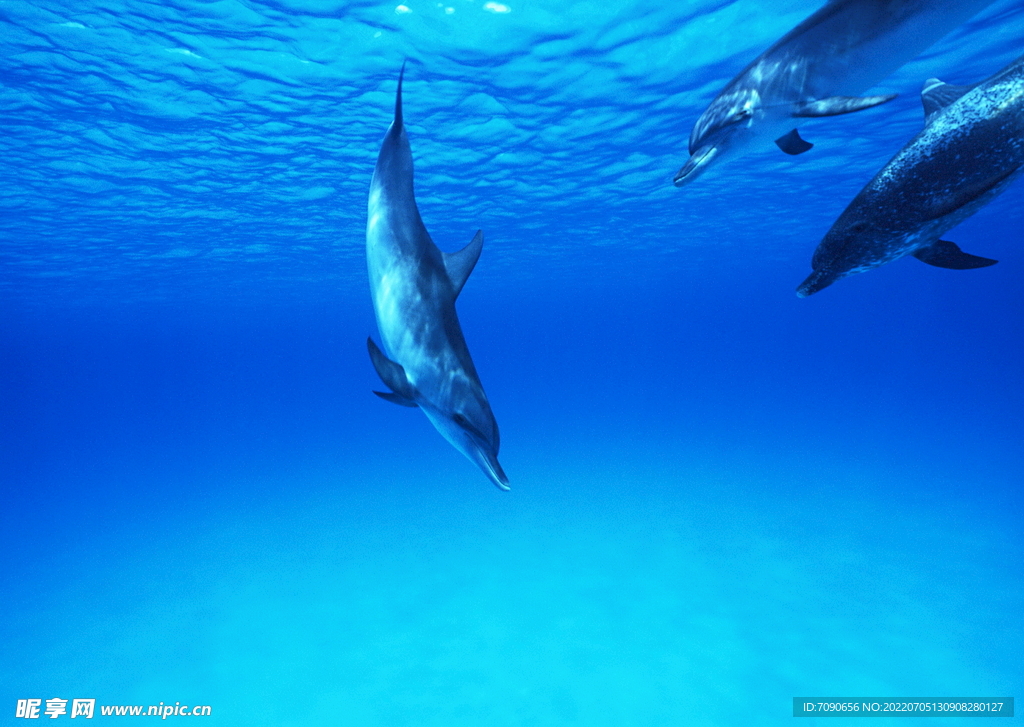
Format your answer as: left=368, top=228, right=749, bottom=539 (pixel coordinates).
left=921, top=78, right=974, bottom=125
left=443, top=230, right=484, bottom=298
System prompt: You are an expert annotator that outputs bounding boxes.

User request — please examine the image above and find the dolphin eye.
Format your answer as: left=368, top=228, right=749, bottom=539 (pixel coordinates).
left=453, top=413, right=468, bottom=426
left=730, top=108, right=753, bottom=123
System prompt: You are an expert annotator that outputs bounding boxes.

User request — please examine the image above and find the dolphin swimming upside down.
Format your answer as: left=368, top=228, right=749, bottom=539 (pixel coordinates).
left=797, top=53, right=1024, bottom=296
left=674, top=0, right=995, bottom=187
left=365, top=65, right=510, bottom=490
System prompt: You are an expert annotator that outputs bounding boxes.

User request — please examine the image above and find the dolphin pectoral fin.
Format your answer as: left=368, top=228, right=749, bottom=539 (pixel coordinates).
left=921, top=78, right=975, bottom=125
left=912, top=240, right=998, bottom=270
left=775, top=129, right=813, bottom=155
left=443, top=230, right=483, bottom=298
left=793, top=94, right=897, bottom=118
left=367, top=337, right=418, bottom=402
left=373, top=390, right=419, bottom=407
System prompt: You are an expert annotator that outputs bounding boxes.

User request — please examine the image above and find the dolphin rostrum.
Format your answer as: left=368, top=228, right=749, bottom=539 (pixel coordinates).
left=674, top=0, right=995, bottom=187
left=365, top=65, right=509, bottom=490
left=797, top=53, right=1024, bottom=297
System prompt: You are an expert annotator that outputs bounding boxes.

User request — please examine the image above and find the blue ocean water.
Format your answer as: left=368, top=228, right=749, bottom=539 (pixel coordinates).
left=2, top=0, right=1023, bottom=724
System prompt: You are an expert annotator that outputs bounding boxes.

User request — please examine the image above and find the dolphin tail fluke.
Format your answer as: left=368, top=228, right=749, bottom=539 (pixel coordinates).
left=912, top=240, right=998, bottom=270
left=443, top=230, right=484, bottom=298
left=793, top=94, right=897, bottom=118
left=367, top=337, right=419, bottom=402
left=395, top=61, right=406, bottom=127
left=775, top=129, right=813, bottom=155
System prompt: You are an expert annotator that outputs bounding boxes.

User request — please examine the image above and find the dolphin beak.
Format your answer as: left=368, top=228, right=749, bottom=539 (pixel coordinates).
left=471, top=445, right=510, bottom=491
left=673, top=144, right=718, bottom=187
left=796, top=269, right=835, bottom=298
left=484, top=454, right=511, bottom=491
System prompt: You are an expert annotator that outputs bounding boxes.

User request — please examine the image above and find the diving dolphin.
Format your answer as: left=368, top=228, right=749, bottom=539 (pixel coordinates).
left=674, top=0, right=995, bottom=187
left=365, top=66, right=509, bottom=491
left=797, top=54, right=1024, bottom=296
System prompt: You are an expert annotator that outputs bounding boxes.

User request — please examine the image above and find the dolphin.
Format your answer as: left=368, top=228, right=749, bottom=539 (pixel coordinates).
left=674, top=0, right=995, bottom=187
left=365, top=65, right=509, bottom=491
left=796, top=54, right=1024, bottom=296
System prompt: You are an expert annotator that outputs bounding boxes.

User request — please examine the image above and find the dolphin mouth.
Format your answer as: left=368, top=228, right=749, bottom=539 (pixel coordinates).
left=796, top=270, right=835, bottom=298
left=483, top=454, right=510, bottom=492
left=673, top=145, right=718, bottom=187
left=466, top=438, right=510, bottom=491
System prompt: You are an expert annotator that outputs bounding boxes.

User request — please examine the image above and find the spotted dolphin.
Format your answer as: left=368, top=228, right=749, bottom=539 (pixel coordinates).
left=365, top=66, right=509, bottom=490
left=796, top=54, right=1024, bottom=296
left=674, top=0, right=995, bottom=187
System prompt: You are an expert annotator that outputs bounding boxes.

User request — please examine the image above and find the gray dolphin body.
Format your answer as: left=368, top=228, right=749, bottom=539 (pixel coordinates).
left=365, top=68, right=509, bottom=491
left=797, top=53, right=1024, bottom=297
left=675, top=0, right=994, bottom=187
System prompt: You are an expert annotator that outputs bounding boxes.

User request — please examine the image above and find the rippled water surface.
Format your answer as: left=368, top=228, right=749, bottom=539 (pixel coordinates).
left=2, top=0, right=1023, bottom=725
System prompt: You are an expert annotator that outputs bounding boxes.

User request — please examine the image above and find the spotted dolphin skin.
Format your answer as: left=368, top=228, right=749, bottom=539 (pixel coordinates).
left=674, top=0, right=995, bottom=187
left=797, top=54, right=1024, bottom=297
left=365, top=65, right=509, bottom=491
